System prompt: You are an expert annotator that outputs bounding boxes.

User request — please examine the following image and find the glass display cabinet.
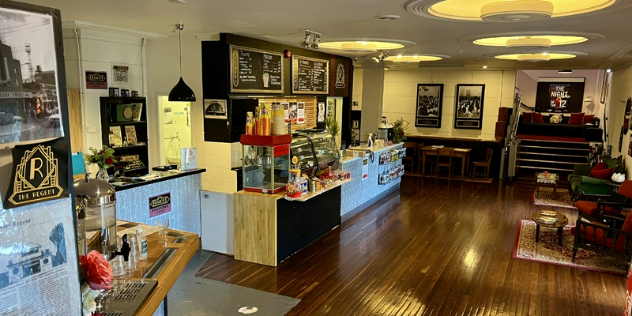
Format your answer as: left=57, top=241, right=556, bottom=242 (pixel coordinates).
left=291, top=130, right=339, bottom=177
left=241, top=135, right=291, bottom=194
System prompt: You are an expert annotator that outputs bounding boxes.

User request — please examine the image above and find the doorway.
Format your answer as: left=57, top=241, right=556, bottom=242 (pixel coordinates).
left=157, top=95, right=192, bottom=167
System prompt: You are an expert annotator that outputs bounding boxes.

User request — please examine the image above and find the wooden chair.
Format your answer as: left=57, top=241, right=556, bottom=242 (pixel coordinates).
left=471, top=148, right=493, bottom=179
left=417, top=143, right=435, bottom=175
left=572, top=214, right=632, bottom=264
left=435, top=148, right=454, bottom=180
left=402, top=142, right=417, bottom=172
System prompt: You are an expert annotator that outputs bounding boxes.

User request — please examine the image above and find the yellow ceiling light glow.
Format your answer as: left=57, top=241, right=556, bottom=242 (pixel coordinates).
left=428, top=0, right=616, bottom=21
left=320, top=41, right=406, bottom=51
left=473, top=35, right=588, bottom=47
left=340, top=42, right=377, bottom=53
left=384, top=55, right=442, bottom=62
left=495, top=53, right=576, bottom=62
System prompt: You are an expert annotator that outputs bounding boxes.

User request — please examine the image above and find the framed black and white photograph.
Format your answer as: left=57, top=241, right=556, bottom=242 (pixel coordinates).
left=352, top=120, right=360, bottom=129
left=352, top=128, right=360, bottom=142
left=204, top=99, right=227, bottom=119
left=415, top=84, right=444, bottom=128
left=0, top=6, right=65, bottom=146
left=454, top=84, right=485, bottom=130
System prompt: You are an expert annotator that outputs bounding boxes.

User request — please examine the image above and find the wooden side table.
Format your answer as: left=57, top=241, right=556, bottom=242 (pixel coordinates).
left=532, top=210, right=569, bottom=245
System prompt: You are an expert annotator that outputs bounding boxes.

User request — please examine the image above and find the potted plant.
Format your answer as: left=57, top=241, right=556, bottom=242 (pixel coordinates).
left=325, top=116, right=340, bottom=149
left=85, top=146, right=117, bottom=181
left=392, top=118, right=409, bottom=144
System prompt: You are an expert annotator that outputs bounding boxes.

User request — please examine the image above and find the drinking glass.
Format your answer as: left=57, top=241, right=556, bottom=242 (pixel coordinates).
left=126, top=235, right=138, bottom=277
left=156, top=217, right=170, bottom=245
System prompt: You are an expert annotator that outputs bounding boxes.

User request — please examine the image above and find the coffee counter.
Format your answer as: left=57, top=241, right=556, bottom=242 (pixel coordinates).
left=114, top=169, right=205, bottom=235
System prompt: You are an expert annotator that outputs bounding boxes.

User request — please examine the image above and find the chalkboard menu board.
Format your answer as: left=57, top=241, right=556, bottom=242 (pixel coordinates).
left=291, top=55, right=329, bottom=95
left=230, top=45, right=283, bottom=94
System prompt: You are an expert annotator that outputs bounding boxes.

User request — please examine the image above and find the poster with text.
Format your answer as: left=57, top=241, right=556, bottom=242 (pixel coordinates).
left=0, top=198, right=81, bottom=315
left=549, top=84, right=571, bottom=110
left=297, top=102, right=305, bottom=124
left=362, top=158, right=369, bottom=181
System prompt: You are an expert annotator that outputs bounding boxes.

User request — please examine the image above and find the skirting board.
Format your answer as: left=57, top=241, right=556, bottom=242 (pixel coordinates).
left=341, top=184, right=400, bottom=223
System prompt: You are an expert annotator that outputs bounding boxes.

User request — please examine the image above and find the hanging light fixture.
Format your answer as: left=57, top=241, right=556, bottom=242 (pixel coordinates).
left=169, top=24, right=196, bottom=102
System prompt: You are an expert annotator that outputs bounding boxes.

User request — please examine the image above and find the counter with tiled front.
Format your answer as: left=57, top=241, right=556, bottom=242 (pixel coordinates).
left=113, top=169, right=205, bottom=235
left=341, top=143, right=403, bottom=220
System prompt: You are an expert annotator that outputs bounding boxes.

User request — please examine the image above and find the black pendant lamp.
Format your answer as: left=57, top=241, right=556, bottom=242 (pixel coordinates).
left=169, top=24, right=196, bottom=102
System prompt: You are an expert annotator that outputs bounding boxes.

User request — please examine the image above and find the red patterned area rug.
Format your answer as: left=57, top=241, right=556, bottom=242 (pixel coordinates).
left=532, top=187, right=577, bottom=209
left=513, top=220, right=627, bottom=275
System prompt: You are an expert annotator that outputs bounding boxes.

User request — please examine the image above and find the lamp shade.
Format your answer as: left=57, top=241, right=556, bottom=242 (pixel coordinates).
left=169, top=77, right=196, bottom=102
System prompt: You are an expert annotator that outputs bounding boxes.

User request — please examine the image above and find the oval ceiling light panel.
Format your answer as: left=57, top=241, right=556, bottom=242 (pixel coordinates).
left=480, top=0, right=554, bottom=22
left=506, top=37, right=552, bottom=48
left=320, top=41, right=408, bottom=51
left=384, top=55, right=445, bottom=62
left=494, top=52, right=577, bottom=61
left=341, top=42, right=378, bottom=53
left=471, top=35, right=590, bottom=47
left=406, top=0, right=619, bottom=21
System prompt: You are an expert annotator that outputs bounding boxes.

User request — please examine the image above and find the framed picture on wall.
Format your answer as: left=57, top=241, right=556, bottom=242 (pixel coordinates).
left=0, top=6, right=65, bottom=147
left=454, top=84, right=485, bottom=130
left=204, top=99, right=227, bottom=120
left=415, top=84, right=444, bottom=128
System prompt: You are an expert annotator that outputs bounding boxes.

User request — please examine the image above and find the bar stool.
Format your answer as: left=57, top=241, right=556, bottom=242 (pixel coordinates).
left=436, top=148, right=455, bottom=181
left=402, top=142, right=417, bottom=172
left=417, top=143, right=435, bottom=175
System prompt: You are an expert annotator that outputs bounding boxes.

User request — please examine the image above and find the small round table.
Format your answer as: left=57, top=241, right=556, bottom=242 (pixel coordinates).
left=532, top=210, right=569, bottom=245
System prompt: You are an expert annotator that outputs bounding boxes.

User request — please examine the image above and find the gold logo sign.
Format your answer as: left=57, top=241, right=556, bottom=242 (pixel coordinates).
left=9, top=145, right=63, bottom=205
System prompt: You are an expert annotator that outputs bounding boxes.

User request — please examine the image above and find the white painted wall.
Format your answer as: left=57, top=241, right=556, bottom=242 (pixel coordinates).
left=352, top=67, right=363, bottom=111
left=517, top=69, right=606, bottom=119
left=381, top=69, right=516, bottom=140
left=62, top=28, right=146, bottom=172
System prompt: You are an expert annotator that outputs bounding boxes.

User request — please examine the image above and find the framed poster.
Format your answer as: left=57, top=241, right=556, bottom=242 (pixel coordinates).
left=204, top=99, right=227, bottom=120
left=454, top=84, right=485, bottom=130
left=111, top=63, right=131, bottom=85
left=85, top=71, right=107, bottom=89
left=535, top=78, right=585, bottom=113
left=0, top=5, right=65, bottom=147
left=415, top=84, right=444, bottom=128
left=317, top=102, right=326, bottom=123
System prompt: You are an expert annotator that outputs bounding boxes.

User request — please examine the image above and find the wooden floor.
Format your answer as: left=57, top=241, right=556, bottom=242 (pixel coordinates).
left=196, top=177, right=627, bottom=316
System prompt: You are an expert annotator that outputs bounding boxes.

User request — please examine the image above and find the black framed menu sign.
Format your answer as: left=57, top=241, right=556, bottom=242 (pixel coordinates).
left=291, top=55, right=329, bottom=95
left=230, top=45, right=284, bottom=94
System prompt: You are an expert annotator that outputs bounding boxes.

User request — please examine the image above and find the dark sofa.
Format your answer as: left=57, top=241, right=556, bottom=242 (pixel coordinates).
left=517, top=114, right=602, bottom=141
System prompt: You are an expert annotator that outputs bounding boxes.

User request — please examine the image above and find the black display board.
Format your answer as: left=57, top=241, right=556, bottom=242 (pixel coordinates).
left=229, top=45, right=283, bottom=94
left=291, top=55, right=329, bottom=94
left=535, top=79, right=585, bottom=113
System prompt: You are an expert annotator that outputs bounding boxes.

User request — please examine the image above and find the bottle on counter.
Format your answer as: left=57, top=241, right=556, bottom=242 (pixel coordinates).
left=136, top=225, right=148, bottom=260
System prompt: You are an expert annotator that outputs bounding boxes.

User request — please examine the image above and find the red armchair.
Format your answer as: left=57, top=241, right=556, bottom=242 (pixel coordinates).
left=572, top=213, right=632, bottom=263
left=575, top=180, right=632, bottom=225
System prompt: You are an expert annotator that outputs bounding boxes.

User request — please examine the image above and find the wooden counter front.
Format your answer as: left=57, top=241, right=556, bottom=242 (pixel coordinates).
left=234, top=191, right=283, bottom=266
left=115, top=222, right=199, bottom=316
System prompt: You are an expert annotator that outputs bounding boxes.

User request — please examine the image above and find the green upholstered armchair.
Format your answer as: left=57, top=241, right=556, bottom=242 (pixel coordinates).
left=568, top=165, right=612, bottom=200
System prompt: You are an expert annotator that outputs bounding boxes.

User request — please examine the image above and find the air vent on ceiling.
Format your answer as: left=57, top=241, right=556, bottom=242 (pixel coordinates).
left=168, top=0, right=186, bottom=3
left=481, top=0, right=554, bottom=22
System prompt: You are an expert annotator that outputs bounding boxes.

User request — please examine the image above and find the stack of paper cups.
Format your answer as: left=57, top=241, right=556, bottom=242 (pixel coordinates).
left=271, top=103, right=286, bottom=135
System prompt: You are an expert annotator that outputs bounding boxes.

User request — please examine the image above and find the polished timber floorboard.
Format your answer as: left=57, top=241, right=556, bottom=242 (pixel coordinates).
left=197, top=177, right=626, bottom=315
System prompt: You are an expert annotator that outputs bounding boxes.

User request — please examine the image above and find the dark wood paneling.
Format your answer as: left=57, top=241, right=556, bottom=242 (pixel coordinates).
left=197, top=178, right=626, bottom=316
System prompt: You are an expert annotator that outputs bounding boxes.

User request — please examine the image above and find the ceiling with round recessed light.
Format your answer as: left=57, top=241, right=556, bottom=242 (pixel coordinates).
left=384, top=54, right=450, bottom=62
left=406, top=0, right=628, bottom=21
left=17, top=0, right=632, bottom=69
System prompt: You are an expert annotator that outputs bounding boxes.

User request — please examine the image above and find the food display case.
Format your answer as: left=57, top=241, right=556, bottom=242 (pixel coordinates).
left=291, top=129, right=339, bottom=177
left=241, top=135, right=291, bottom=194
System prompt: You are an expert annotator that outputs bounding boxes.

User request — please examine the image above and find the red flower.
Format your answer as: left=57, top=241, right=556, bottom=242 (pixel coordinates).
left=79, top=250, right=113, bottom=290
left=105, top=158, right=114, bottom=165
left=99, top=150, right=105, bottom=154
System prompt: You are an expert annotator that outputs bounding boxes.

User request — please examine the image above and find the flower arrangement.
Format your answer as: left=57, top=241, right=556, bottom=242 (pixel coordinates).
left=79, top=250, right=113, bottom=316
left=85, top=146, right=117, bottom=168
left=392, top=118, right=409, bottom=144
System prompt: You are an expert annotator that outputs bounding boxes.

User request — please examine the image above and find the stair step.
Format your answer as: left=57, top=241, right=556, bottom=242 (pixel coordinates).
left=519, top=151, right=587, bottom=158
left=519, top=138, right=589, bottom=144
left=518, top=145, right=590, bottom=151
left=517, top=158, right=585, bottom=165
left=517, top=165, right=574, bottom=172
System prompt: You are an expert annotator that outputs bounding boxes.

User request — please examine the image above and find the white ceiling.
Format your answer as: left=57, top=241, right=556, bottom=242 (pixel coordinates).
left=17, top=0, right=632, bottom=69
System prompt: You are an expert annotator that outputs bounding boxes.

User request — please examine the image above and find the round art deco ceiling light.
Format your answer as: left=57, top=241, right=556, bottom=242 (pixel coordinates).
left=406, top=0, right=622, bottom=22
left=319, top=40, right=416, bottom=53
left=494, top=52, right=577, bottom=62
left=384, top=55, right=447, bottom=62
left=472, top=35, right=592, bottom=48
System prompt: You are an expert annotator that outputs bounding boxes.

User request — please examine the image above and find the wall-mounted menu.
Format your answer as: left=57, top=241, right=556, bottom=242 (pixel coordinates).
left=230, top=45, right=284, bottom=94
left=291, top=55, right=329, bottom=95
